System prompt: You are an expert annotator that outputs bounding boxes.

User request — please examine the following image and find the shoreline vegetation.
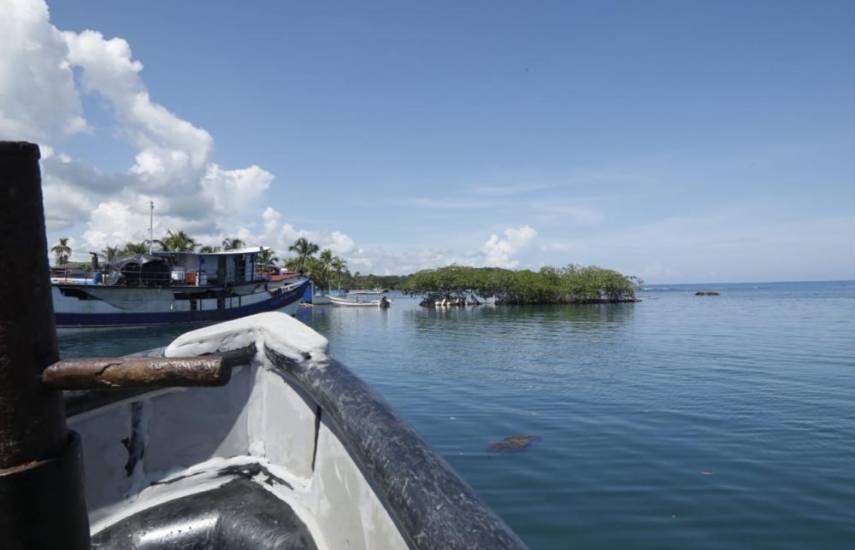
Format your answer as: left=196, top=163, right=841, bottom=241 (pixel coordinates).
left=401, top=265, right=639, bottom=306
left=50, top=234, right=638, bottom=306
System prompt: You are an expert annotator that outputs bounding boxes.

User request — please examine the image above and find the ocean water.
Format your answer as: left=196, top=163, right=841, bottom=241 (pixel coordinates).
left=59, top=281, right=855, bottom=548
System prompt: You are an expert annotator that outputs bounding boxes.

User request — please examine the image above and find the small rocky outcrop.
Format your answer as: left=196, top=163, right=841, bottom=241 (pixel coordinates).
left=488, top=435, right=539, bottom=452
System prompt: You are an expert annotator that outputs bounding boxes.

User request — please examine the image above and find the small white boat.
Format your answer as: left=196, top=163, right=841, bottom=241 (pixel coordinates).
left=328, top=295, right=390, bottom=308
left=329, top=291, right=391, bottom=308
left=311, top=294, right=332, bottom=305
left=310, top=289, right=346, bottom=305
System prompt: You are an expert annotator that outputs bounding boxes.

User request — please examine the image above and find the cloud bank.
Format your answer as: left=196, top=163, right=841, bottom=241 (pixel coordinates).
left=0, top=0, right=538, bottom=273
left=1, top=0, right=271, bottom=251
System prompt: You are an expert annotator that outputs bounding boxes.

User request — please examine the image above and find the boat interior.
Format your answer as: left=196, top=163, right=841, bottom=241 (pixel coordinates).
left=65, top=313, right=525, bottom=550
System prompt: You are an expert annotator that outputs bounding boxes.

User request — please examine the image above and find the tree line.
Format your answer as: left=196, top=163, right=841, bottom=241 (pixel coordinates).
left=51, top=231, right=254, bottom=266
left=401, top=265, right=639, bottom=305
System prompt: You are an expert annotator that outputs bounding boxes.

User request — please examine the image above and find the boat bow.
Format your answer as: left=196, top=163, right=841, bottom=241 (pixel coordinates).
left=69, top=312, right=526, bottom=549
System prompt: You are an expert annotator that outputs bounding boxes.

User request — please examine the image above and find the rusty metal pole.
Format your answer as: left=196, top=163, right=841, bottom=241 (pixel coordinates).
left=0, top=142, right=90, bottom=548
left=43, top=355, right=232, bottom=390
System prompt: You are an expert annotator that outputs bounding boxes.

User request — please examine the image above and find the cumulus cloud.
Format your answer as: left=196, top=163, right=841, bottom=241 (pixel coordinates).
left=81, top=201, right=139, bottom=251
left=0, top=0, right=278, bottom=258
left=200, top=164, right=273, bottom=214
left=239, top=207, right=358, bottom=257
left=0, top=0, right=87, bottom=143
left=481, top=225, right=538, bottom=268
left=0, top=0, right=547, bottom=276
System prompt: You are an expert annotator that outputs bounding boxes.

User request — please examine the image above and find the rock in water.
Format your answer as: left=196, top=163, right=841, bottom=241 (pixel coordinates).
left=488, top=435, right=539, bottom=452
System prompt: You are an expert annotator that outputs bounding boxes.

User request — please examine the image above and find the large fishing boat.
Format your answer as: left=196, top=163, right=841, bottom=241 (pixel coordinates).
left=52, top=247, right=310, bottom=328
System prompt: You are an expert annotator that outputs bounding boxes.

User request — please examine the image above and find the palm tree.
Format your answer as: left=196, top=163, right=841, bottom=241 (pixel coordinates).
left=258, top=248, right=279, bottom=274
left=304, top=256, right=327, bottom=289
left=100, top=246, right=120, bottom=263
left=121, top=241, right=149, bottom=256
left=199, top=245, right=222, bottom=253
left=156, top=230, right=197, bottom=252
left=317, top=249, right=334, bottom=290
left=283, top=257, right=302, bottom=274
left=331, top=256, right=347, bottom=290
left=221, top=237, right=245, bottom=251
left=287, top=237, right=319, bottom=275
left=51, top=238, right=72, bottom=265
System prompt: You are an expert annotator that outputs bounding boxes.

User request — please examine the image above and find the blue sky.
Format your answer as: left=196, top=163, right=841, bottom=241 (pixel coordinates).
left=4, top=0, right=854, bottom=282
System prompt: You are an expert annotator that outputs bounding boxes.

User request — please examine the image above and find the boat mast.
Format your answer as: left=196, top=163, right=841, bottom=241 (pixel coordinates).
left=148, top=200, right=154, bottom=254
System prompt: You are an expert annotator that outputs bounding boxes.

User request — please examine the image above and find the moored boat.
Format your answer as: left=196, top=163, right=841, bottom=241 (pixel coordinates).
left=329, top=291, right=391, bottom=308
left=52, top=248, right=310, bottom=328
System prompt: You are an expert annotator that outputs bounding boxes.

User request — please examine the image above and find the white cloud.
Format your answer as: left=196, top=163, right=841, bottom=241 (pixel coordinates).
left=327, top=231, right=356, bottom=255
left=0, top=0, right=87, bottom=143
left=42, top=177, right=95, bottom=230
left=200, top=164, right=273, bottom=214
left=0, top=0, right=286, bottom=259
left=227, top=207, right=358, bottom=259
left=81, top=201, right=139, bottom=251
left=481, top=225, right=538, bottom=268
left=261, top=207, right=281, bottom=238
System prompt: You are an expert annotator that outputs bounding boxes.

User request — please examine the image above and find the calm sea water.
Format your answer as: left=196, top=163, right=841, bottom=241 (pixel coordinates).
left=59, top=281, right=855, bottom=549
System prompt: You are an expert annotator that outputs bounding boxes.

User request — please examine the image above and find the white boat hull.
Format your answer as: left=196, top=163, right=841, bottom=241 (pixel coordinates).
left=328, top=296, right=383, bottom=307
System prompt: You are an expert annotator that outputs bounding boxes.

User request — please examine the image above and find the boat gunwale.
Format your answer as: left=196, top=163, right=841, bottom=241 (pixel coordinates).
left=65, top=342, right=527, bottom=550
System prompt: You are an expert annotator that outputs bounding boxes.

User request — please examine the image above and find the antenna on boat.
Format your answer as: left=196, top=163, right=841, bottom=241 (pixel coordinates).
left=148, top=200, right=154, bottom=255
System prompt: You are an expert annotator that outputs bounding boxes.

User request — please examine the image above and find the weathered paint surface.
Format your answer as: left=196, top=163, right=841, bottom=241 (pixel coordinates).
left=43, top=356, right=229, bottom=389
left=69, top=319, right=406, bottom=549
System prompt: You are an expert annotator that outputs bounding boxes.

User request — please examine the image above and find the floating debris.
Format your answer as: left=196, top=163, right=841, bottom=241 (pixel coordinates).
left=488, top=435, right=539, bottom=452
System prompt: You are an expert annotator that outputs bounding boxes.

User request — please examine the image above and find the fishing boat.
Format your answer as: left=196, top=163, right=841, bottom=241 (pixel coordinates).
left=52, top=247, right=310, bottom=328
left=309, top=289, right=346, bottom=305
left=328, top=290, right=391, bottom=308
left=0, top=141, right=526, bottom=549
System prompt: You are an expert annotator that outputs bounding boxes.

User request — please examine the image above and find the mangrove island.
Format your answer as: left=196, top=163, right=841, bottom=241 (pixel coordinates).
left=401, top=265, right=639, bottom=307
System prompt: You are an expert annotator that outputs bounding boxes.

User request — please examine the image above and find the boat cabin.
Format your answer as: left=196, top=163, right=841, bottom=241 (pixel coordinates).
left=153, top=247, right=263, bottom=287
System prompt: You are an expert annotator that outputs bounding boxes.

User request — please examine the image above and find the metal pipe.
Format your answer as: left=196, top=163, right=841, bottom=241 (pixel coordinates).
left=43, top=356, right=231, bottom=390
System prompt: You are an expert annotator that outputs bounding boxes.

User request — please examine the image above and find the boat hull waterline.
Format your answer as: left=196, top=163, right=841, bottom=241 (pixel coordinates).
left=53, top=279, right=310, bottom=327
left=328, top=295, right=388, bottom=307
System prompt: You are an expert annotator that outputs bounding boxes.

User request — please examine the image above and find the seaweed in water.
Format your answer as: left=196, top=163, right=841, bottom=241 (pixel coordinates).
left=488, top=435, right=539, bottom=452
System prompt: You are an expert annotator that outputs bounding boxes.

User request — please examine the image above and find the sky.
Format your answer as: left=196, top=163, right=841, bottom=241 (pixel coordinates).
left=1, top=0, right=853, bottom=283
